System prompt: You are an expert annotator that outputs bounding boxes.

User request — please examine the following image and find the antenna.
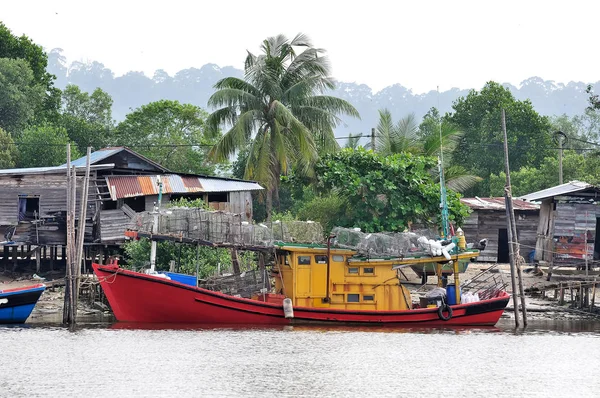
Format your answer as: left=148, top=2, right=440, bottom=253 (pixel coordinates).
left=437, top=85, right=449, bottom=238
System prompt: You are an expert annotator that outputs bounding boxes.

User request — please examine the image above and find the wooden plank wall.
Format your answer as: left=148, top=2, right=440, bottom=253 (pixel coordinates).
left=0, top=174, right=97, bottom=245
left=470, top=209, right=539, bottom=262
left=228, top=191, right=253, bottom=220
left=553, top=203, right=599, bottom=264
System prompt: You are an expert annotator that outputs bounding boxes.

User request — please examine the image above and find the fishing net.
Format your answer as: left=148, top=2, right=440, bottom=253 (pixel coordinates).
left=331, top=227, right=439, bottom=257
left=130, top=208, right=323, bottom=246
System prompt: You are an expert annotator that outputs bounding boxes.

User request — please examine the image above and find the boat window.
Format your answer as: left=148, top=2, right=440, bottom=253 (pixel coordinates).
left=363, top=267, right=374, bottom=274
left=347, top=294, right=360, bottom=303
left=314, top=255, right=327, bottom=264
left=347, top=267, right=359, bottom=274
left=332, top=255, right=344, bottom=262
left=363, top=295, right=374, bottom=301
left=298, top=256, right=311, bottom=265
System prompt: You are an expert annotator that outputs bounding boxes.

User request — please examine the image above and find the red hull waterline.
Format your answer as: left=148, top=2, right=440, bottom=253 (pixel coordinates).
left=93, top=263, right=510, bottom=327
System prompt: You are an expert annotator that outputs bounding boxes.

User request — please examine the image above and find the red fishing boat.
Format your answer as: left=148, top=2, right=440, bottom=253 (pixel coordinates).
left=93, top=242, right=509, bottom=326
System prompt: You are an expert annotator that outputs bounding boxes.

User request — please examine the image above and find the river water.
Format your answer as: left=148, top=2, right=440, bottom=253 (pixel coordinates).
left=1, top=319, right=599, bottom=397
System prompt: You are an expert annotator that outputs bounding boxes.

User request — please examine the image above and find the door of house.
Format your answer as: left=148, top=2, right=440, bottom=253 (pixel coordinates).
left=497, top=228, right=509, bottom=263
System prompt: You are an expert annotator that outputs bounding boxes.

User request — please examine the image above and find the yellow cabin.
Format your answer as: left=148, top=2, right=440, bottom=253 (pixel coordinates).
left=273, top=243, right=413, bottom=311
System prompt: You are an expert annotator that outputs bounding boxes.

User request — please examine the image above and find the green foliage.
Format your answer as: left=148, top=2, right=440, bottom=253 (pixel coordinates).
left=0, top=22, right=60, bottom=121
left=448, top=82, right=553, bottom=195
left=373, top=107, right=481, bottom=193
left=167, top=197, right=208, bottom=209
left=207, top=33, right=359, bottom=217
left=0, top=58, right=45, bottom=134
left=17, top=124, right=81, bottom=167
left=373, top=109, right=419, bottom=155
left=296, top=193, right=348, bottom=233
left=316, top=148, right=469, bottom=232
left=60, top=84, right=114, bottom=151
left=122, top=238, right=233, bottom=278
left=0, top=127, right=17, bottom=168
left=489, top=151, right=600, bottom=197
left=550, top=111, right=600, bottom=145
left=115, top=100, right=215, bottom=174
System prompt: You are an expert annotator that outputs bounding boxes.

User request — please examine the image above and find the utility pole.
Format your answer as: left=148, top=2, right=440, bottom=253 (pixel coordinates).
left=555, top=131, right=567, bottom=185
left=371, top=128, right=375, bottom=151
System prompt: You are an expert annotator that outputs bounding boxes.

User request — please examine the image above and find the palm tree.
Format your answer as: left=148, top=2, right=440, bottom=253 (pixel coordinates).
left=373, top=109, right=482, bottom=192
left=372, top=109, right=420, bottom=155
left=207, top=34, right=359, bottom=218
left=344, top=133, right=363, bottom=150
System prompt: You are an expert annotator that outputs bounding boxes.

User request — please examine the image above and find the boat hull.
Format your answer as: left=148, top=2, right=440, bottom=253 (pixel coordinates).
left=93, top=263, right=509, bottom=327
left=0, top=284, right=46, bottom=324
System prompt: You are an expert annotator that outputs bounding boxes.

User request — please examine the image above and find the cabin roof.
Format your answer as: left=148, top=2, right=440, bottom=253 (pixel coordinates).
left=520, top=181, right=600, bottom=202
left=65, top=147, right=169, bottom=172
left=461, top=197, right=539, bottom=211
left=0, top=163, right=115, bottom=176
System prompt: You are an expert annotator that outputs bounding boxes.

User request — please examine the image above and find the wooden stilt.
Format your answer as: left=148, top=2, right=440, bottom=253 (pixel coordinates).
left=35, top=248, right=40, bottom=273
left=590, top=279, right=597, bottom=312
left=3, top=245, right=8, bottom=271
left=559, top=283, right=565, bottom=305
left=50, top=246, right=55, bottom=271
left=12, top=246, right=18, bottom=272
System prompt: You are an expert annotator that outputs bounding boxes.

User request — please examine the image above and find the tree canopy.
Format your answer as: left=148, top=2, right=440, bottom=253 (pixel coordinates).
left=17, top=124, right=80, bottom=168
left=60, top=84, right=114, bottom=152
left=448, top=82, right=553, bottom=195
left=115, top=100, right=215, bottom=174
left=315, top=148, right=469, bottom=232
left=0, top=22, right=60, bottom=121
left=0, top=58, right=45, bottom=134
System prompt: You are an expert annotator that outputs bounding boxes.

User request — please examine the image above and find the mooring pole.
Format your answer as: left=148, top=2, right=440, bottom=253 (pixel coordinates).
left=501, top=109, right=520, bottom=327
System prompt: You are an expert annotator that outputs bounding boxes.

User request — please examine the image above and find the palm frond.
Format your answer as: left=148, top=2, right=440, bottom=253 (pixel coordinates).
left=209, top=109, right=261, bottom=162
left=444, top=165, right=482, bottom=193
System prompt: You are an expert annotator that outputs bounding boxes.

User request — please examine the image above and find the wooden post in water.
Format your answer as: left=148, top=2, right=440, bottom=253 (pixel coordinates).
left=501, top=109, right=520, bottom=327
left=63, top=144, right=73, bottom=324
left=74, top=147, right=91, bottom=313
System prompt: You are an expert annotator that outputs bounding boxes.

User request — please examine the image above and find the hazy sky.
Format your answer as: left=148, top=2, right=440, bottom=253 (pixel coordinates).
left=2, top=0, right=597, bottom=93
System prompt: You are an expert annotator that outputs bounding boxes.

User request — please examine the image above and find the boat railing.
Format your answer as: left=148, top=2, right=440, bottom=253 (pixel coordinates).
left=460, top=264, right=508, bottom=300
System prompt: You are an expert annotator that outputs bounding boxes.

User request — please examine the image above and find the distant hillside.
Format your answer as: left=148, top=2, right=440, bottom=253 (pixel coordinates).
left=47, top=49, right=600, bottom=141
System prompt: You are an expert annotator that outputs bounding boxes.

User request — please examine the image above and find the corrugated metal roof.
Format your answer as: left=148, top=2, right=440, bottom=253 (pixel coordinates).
left=461, top=197, right=540, bottom=211
left=0, top=164, right=114, bottom=176
left=106, top=175, right=263, bottom=200
left=67, top=147, right=124, bottom=167
left=66, top=147, right=169, bottom=172
left=197, top=177, right=263, bottom=193
left=520, top=181, right=600, bottom=202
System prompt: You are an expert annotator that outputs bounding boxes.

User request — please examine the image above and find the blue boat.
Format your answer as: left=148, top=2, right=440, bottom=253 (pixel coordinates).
left=0, top=283, right=46, bottom=324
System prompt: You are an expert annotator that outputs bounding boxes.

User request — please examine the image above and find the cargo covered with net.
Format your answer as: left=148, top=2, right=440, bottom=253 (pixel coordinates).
left=331, top=227, right=438, bottom=257
left=130, top=208, right=324, bottom=246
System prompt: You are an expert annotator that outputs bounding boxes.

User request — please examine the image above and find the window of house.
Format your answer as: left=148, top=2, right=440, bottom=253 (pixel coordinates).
left=332, top=255, right=344, bottom=262
left=347, top=267, right=359, bottom=274
left=298, top=256, right=311, bottom=265
left=363, top=295, right=375, bottom=301
left=347, top=294, right=360, bottom=303
left=314, top=255, right=327, bottom=264
left=363, top=267, right=374, bottom=274
left=18, top=195, right=40, bottom=222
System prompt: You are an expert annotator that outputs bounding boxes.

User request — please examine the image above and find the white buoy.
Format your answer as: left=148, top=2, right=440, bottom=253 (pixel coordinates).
left=283, top=298, right=294, bottom=319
